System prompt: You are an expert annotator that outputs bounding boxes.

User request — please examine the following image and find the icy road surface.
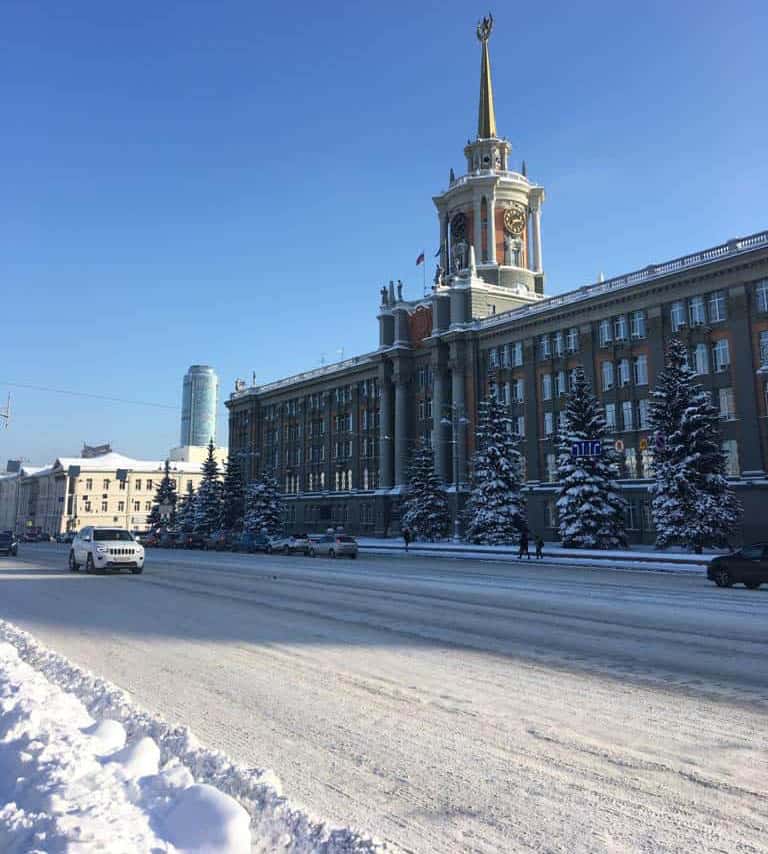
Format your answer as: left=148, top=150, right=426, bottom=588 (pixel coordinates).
left=1, top=544, right=767, bottom=854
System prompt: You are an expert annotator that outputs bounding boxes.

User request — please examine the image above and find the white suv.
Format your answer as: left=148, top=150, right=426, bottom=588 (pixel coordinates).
left=69, top=527, right=145, bottom=574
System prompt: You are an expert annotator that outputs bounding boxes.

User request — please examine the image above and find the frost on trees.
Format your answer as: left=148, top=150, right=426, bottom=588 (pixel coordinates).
left=147, top=459, right=179, bottom=531
left=176, top=482, right=196, bottom=533
left=244, top=470, right=284, bottom=537
left=401, top=440, right=450, bottom=541
left=463, top=393, right=526, bottom=544
left=556, top=369, right=627, bottom=549
left=649, top=338, right=740, bottom=551
left=193, top=440, right=223, bottom=535
left=221, top=454, right=246, bottom=532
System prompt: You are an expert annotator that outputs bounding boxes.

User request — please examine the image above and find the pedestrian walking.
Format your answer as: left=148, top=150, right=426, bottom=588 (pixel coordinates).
left=535, top=535, right=544, bottom=560
left=403, top=527, right=412, bottom=552
left=518, top=529, right=530, bottom=560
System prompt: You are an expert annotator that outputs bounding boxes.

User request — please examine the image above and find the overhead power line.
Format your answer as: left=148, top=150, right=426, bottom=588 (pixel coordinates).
left=0, top=380, right=179, bottom=411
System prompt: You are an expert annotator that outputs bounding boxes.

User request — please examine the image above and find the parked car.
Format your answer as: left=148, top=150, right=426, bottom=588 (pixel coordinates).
left=68, top=527, right=144, bottom=574
left=181, top=532, right=208, bottom=550
left=308, top=533, right=359, bottom=559
left=269, top=533, right=311, bottom=555
left=0, top=531, right=19, bottom=557
left=55, top=532, right=74, bottom=544
left=142, top=532, right=161, bottom=548
left=158, top=531, right=182, bottom=549
left=707, top=543, right=768, bottom=589
left=205, top=530, right=239, bottom=551
left=236, top=532, right=272, bottom=553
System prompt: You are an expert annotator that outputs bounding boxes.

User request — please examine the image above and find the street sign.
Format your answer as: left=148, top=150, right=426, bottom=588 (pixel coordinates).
left=639, top=437, right=648, bottom=451
left=654, top=432, right=665, bottom=451
left=571, top=440, right=602, bottom=458
left=614, top=439, right=625, bottom=452
left=159, top=503, right=173, bottom=517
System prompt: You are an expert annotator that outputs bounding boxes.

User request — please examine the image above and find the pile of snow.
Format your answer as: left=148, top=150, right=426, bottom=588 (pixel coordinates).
left=0, top=621, right=386, bottom=853
left=0, top=641, right=249, bottom=853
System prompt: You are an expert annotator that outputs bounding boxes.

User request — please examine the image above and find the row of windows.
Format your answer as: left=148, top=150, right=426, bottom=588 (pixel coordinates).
left=489, top=379, right=525, bottom=405
left=757, top=280, right=768, bottom=313
left=82, top=477, right=159, bottom=492
left=600, top=355, right=648, bottom=391
left=689, top=339, right=731, bottom=375
left=81, top=500, right=152, bottom=513
left=538, top=328, right=581, bottom=360
left=269, top=410, right=381, bottom=443
left=487, top=341, right=525, bottom=370
left=670, top=291, right=727, bottom=331
left=597, top=311, right=647, bottom=347
left=298, top=468, right=380, bottom=493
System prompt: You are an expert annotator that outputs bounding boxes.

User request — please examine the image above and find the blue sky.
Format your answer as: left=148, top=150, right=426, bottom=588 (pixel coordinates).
left=1, top=0, right=766, bottom=465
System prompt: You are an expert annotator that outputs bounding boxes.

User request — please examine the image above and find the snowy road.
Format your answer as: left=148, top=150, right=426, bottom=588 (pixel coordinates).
left=1, top=544, right=767, bottom=853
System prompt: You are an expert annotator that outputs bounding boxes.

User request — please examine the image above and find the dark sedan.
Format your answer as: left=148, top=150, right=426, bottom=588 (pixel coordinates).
left=0, top=531, right=19, bottom=556
left=707, top=543, right=768, bottom=589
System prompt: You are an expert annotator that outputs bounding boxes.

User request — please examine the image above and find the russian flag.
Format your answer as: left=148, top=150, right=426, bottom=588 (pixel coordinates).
left=415, top=251, right=425, bottom=266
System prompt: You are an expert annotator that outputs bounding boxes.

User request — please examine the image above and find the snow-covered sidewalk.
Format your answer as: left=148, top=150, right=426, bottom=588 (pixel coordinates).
left=357, top=537, right=714, bottom=574
left=0, top=622, right=385, bottom=854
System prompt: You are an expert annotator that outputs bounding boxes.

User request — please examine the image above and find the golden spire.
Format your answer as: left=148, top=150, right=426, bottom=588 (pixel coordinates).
left=476, top=13, right=497, bottom=139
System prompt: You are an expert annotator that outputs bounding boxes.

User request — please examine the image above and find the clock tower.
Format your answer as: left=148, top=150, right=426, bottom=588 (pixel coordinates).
left=432, top=14, right=545, bottom=321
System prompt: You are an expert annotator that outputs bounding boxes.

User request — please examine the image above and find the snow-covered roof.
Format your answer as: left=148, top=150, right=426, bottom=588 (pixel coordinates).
left=21, top=452, right=206, bottom=478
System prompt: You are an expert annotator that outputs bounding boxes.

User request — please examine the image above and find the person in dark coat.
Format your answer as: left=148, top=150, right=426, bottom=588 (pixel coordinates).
left=535, top=535, right=544, bottom=560
left=403, top=527, right=412, bottom=552
left=518, top=529, right=530, bottom=559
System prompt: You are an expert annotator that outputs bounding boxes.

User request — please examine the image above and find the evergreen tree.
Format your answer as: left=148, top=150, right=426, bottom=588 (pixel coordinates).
left=401, top=440, right=450, bottom=541
left=244, top=470, right=284, bottom=536
left=556, top=369, right=627, bottom=548
left=147, top=459, right=178, bottom=531
left=193, top=440, right=223, bottom=534
left=221, top=453, right=246, bottom=532
left=649, top=338, right=740, bottom=551
left=463, top=394, right=526, bottom=544
left=176, top=482, right=196, bottom=533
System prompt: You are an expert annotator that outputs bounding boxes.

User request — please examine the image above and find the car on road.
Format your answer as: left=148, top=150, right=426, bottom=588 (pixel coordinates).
left=181, top=532, right=207, bottom=550
left=236, top=532, right=272, bottom=553
left=0, top=531, right=19, bottom=556
left=269, top=534, right=311, bottom=555
left=308, top=533, right=359, bottom=559
left=68, top=527, right=145, bottom=574
left=55, top=531, right=76, bottom=544
left=158, top=531, right=182, bottom=549
left=707, top=543, right=768, bottom=589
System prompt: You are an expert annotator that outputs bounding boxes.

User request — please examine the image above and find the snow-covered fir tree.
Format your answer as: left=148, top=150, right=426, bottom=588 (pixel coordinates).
left=176, top=482, right=196, bottom=533
left=243, top=470, right=284, bottom=536
left=649, top=338, right=740, bottom=551
left=147, top=459, right=178, bottom=530
left=556, top=369, right=627, bottom=548
left=221, top=453, right=246, bottom=532
left=463, top=393, right=526, bottom=544
left=193, top=440, right=223, bottom=534
left=400, top=440, right=450, bottom=541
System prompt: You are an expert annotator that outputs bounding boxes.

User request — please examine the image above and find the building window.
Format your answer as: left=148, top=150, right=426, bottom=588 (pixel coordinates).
left=101, top=501, right=108, bottom=512
left=624, top=448, right=638, bottom=479
left=417, top=400, right=425, bottom=420
left=512, top=341, right=523, bottom=366
left=670, top=301, right=686, bottom=331
left=601, top=361, right=614, bottom=391
left=558, top=411, right=567, bottom=433
left=425, top=398, right=433, bottom=418
left=630, top=311, right=646, bottom=339
left=553, top=331, right=564, bottom=357
left=546, top=499, right=557, bottom=527
left=633, top=354, right=648, bottom=385
left=756, top=280, right=768, bottom=313
left=556, top=370, right=566, bottom=396
left=85, top=478, right=93, bottom=490
left=614, top=315, right=628, bottom=341
left=718, top=387, right=736, bottom=420
left=135, top=479, right=142, bottom=491
left=618, top=359, right=631, bottom=387
left=84, top=502, right=92, bottom=512
left=542, top=374, right=552, bottom=401
left=102, top=479, right=110, bottom=490
left=638, top=399, right=650, bottom=429
left=567, top=327, right=579, bottom=353
left=133, top=501, right=141, bottom=511
left=538, top=335, right=551, bottom=360
left=544, top=412, right=554, bottom=436
left=605, top=403, right=617, bottom=431
left=514, top=378, right=524, bottom=402
left=722, top=440, right=739, bottom=476
left=118, top=501, right=125, bottom=512
left=546, top=453, right=557, bottom=483
left=488, top=348, right=499, bottom=369
left=692, top=343, right=709, bottom=375
left=598, top=319, right=612, bottom=347
left=568, top=368, right=580, bottom=391
left=708, top=290, right=726, bottom=323
left=712, top=339, right=730, bottom=372
left=516, top=416, right=525, bottom=437
left=689, top=296, right=706, bottom=326
left=145, top=501, right=152, bottom=512
left=119, top=480, right=126, bottom=491
left=622, top=401, right=634, bottom=431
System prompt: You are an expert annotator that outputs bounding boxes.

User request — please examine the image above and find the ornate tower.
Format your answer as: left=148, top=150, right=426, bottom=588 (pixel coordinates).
left=432, top=14, right=545, bottom=324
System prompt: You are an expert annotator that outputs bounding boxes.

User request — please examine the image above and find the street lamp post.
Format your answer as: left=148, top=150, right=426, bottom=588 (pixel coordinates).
left=441, top=404, right=469, bottom=542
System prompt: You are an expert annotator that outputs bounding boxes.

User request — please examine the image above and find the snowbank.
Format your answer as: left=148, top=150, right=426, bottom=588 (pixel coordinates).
left=0, top=621, right=386, bottom=853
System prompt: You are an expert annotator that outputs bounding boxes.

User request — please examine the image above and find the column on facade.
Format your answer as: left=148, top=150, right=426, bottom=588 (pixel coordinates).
left=487, top=195, right=496, bottom=264
left=378, top=366, right=394, bottom=489
left=531, top=198, right=543, bottom=273
left=351, top=386, right=361, bottom=489
left=450, top=355, right=467, bottom=487
left=324, top=394, right=333, bottom=492
left=522, top=338, right=541, bottom=481
left=393, top=366, right=410, bottom=487
left=440, top=213, right=449, bottom=274
left=431, top=355, right=449, bottom=482
left=473, top=196, right=482, bottom=267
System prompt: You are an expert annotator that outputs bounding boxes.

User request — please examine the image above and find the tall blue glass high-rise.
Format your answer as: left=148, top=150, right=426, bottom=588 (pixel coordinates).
left=180, top=365, right=218, bottom=447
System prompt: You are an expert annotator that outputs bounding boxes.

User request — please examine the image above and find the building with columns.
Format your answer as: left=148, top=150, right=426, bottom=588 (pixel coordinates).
left=226, top=17, right=768, bottom=543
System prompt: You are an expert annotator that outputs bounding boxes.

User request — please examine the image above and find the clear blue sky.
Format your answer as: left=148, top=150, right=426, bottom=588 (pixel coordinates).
left=1, top=0, right=766, bottom=465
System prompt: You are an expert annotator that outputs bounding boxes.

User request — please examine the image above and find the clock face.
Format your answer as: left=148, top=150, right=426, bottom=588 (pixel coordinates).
left=504, top=204, right=526, bottom=236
